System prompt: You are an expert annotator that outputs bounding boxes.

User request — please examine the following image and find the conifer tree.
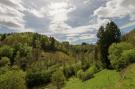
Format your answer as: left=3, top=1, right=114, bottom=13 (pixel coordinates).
left=97, top=21, right=121, bottom=68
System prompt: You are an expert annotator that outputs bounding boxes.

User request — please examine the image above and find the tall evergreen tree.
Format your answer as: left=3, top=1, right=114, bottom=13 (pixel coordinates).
left=50, top=37, right=56, bottom=51
left=32, top=33, right=40, bottom=48
left=97, top=21, right=121, bottom=68
left=1, top=34, right=6, bottom=41
left=32, top=33, right=41, bottom=60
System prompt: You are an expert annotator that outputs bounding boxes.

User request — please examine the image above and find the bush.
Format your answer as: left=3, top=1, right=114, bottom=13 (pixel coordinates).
left=73, top=63, right=82, bottom=76
left=63, top=63, right=81, bottom=79
left=0, top=57, right=10, bottom=67
left=14, top=43, right=32, bottom=57
left=0, top=70, right=27, bottom=89
left=81, top=58, right=91, bottom=71
left=63, top=65, right=75, bottom=79
left=77, top=66, right=97, bottom=81
left=87, top=65, right=98, bottom=74
left=26, top=60, right=54, bottom=88
left=0, top=46, right=14, bottom=59
left=26, top=70, right=51, bottom=88
left=51, top=69, right=65, bottom=89
left=0, top=45, right=14, bottom=65
left=117, top=49, right=135, bottom=69
left=109, top=42, right=135, bottom=70
left=77, top=69, right=83, bottom=80
left=121, top=49, right=135, bottom=63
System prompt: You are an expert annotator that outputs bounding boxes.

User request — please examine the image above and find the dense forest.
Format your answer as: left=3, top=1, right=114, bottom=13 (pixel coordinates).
left=0, top=21, right=135, bottom=89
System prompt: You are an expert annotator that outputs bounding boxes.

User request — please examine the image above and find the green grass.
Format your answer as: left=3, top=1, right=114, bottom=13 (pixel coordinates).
left=63, top=70, right=120, bottom=89
left=115, top=64, right=135, bottom=89
left=63, top=64, right=135, bottom=89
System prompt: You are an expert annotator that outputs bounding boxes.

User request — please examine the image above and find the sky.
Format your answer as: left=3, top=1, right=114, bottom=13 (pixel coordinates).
left=0, top=0, right=135, bottom=44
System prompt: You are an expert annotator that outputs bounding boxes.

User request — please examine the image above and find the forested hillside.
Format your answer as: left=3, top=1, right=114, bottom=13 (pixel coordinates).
left=0, top=32, right=95, bottom=89
left=0, top=21, right=135, bottom=89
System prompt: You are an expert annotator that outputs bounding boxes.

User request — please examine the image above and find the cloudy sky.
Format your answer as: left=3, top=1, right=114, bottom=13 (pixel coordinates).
left=0, top=0, right=135, bottom=44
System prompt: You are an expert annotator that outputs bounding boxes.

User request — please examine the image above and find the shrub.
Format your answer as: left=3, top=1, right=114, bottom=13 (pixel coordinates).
left=77, top=66, right=97, bottom=81
left=26, top=60, right=54, bottom=88
left=51, top=69, right=65, bottom=89
left=0, top=45, right=14, bottom=65
left=121, top=49, right=135, bottom=63
left=81, top=58, right=91, bottom=71
left=77, top=69, right=83, bottom=80
left=63, top=63, right=82, bottom=79
left=116, top=49, right=135, bottom=69
left=0, top=57, right=10, bottom=67
left=73, top=63, right=82, bottom=76
left=0, top=70, right=27, bottom=89
left=87, top=65, right=98, bottom=74
left=14, top=43, right=32, bottom=57
left=109, top=42, right=135, bottom=70
left=0, top=66, right=10, bottom=75
left=26, top=70, right=51, bottom=88
left=63, top=65, right=75, bottom=79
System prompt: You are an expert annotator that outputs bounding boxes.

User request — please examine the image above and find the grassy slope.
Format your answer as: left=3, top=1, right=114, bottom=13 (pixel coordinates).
left=115, top=64, right=135, bottom=89
left=63, top=64, right=135, bottom=89
left=63, top=70, right=120, bottom=89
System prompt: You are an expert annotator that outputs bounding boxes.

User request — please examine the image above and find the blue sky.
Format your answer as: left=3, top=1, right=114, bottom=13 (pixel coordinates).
left=0, top=0, right=135, bottom=44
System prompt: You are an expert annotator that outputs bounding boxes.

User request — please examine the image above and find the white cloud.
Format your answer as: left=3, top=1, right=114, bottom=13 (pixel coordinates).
left=94, top=0, right=135, bottom=20
left=48, top=1, right=76, bottom=34
left=0, top=0, right=135, bottom=44
left=0, top=0, right=25, bottom=30
left=27, top=9, right=45, bottom=18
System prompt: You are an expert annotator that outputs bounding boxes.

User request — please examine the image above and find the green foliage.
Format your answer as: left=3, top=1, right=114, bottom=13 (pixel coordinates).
left=0, top=45, right=14, bottom=59
left=32, top=33, right=41, bottom=48
left=121, top=49, right=135, bottom=63
left=109, top=42, right=135, bottom=70
left=0, top=32, right=101, bottom=88
left=26, top=70, right=51, bottom=88
left=0, top=34, right=6, bottom=41
left=63, top=63, right=81, bottom=79
left=77, top=66, right=98, bottom=81
left=51, top=69, right=65, bottom=89
left=41, top=51, right=76, bottom=66
left=49, top=37, right=57, bottom=51
left=0, top=45, right=14, bottom=65
left=2, top=32, right=33, bottom=46
left=13, top=43, right=32, bottom=70
left=81, top=58, right=91, bottom=71
left=63, top=65, right=75, bottom=79
left=77, top=70, right=84, bottom=80
left=0, top=70, right=27, bottom=89
left=81, top=42, right=88, bottom=45
left=0, top=66, right=10, bottom=75
left=97, top=21, right=121, bottom=68
left=0, top=57, right=10, bottom=67
left=40, top=35, right=51, bottom=51
left=26, top=60, right=52, bottom=88
left=14, top=43, right=32, bottom=57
